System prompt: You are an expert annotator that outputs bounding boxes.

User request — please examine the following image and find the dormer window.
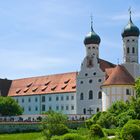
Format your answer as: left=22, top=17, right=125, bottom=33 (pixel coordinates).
left=27, top=82, right=33, bottom=87
left=64, top=79, right=70, bottom=84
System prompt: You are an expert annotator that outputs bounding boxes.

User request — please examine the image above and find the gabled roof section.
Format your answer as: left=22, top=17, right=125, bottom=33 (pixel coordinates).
left=98, top=58, right=116, bottom=72
left=8, top=72, right=77, bottom=97
left=103, top=65, right=135, bottom=86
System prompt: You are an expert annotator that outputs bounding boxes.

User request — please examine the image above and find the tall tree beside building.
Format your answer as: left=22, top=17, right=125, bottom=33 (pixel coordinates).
left=0, top=97, right=23, bottom=116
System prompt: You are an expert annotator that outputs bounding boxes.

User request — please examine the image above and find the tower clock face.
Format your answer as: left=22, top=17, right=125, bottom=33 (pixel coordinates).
left=86, top=56, right=93, bottom=68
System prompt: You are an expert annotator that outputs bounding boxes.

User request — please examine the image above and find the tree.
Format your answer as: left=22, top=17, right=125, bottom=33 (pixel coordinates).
left=0, top=96, right=23, bottom=116
left=135, top=78, right=140, bottom=98
left=129, top=97, right=140, bottom=119
left=96, top=112, right=117, bottom=129
left=108, top=100, right=128, bottom=116
left=89, top=124, right=105, bottom=138
left=121, top=120, right=140, bottom=140
left=42, top=111, right=69, bottom=139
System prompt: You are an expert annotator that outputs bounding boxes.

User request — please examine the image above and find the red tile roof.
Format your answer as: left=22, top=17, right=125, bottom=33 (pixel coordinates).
left=103, top=65, right=135, bottom=86
left=8, top=72, right=77, bottom=97
left=98, top=59, right=116, bottom=71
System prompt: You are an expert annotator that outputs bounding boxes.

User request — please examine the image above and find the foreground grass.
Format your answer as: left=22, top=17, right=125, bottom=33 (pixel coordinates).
left=51, top=128, right=109, bottom=140
left=0, top=132, right=44, bottom=140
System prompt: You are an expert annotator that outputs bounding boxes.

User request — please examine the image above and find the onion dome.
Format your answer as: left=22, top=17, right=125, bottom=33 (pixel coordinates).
left=122, top=10, right=139, bottom=38
left=84, top=18, right=101, bottom=45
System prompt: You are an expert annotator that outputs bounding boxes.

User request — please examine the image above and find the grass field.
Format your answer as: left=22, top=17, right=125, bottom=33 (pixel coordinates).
left=0, top=132, right=44, bottom=140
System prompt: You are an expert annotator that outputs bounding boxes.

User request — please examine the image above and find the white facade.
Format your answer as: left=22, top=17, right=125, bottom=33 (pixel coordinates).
left=102, top=85, right=135, bottom=111
left=14, top=92, right=76, bottom=115
left=76, top=39, right=105, bottom=115
left=14, top=95, right=41, bottom=115
left=123, top=36, right=139, bottom=63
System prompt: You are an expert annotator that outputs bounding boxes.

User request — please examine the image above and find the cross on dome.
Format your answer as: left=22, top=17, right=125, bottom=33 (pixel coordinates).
left=128, top=7, right=132, bottom=22
left=90, top=14, right=93, bottom=32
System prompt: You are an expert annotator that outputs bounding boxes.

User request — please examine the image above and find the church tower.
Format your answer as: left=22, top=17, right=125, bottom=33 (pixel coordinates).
left=122, top=9, right=140, bottom=78
left=122, top=9, right=139, bottom=63
left=76, top=18, right=105, bottom=115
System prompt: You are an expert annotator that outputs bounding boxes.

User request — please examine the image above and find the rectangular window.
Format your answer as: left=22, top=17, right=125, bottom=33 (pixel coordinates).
left=66, top=106, right=69, bottom=110
left=98, top=92, right=102, bottom=99
left=35, top=106, right=38, bottom=111
left=126, top=89, right=131, bottom=95
left=22, top=98, right=24, bottom=103
left=66, top=96, right=69, bottom=100
left=28, top=98, right=31, bottom=102
left=71, top=105, right=74, bottom=110
left=42, top=105, right=45, bottom=111
left=61, top=96, right=63, bottom=101
left=28, top=107, right=31, bottom=111
left=49, top=97, right=52, bottom=101
left=49, top=106, right=52, bottom=110
left=42, top=96, right=45, bottom=102
left=71, top=96, right=74, bottom=100
left=56, top=96, right=59, bottom=101
left=56, top=106, right=59, bottom=110
left=61, top=106, right=64, bottom=110
left=35, top=97, right=38, bottom=102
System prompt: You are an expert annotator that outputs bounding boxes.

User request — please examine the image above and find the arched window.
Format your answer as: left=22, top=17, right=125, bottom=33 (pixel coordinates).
left=132, top=47, right=135, bottom=53
left=127, top=47, right=130, bottom=53
left=80, top=93, right=84, bottom=100
left=83, top=108, right=86, bottom=114
left=98, top=91, right=102, bottom=99
left=89, top=90, right=93, bottom=99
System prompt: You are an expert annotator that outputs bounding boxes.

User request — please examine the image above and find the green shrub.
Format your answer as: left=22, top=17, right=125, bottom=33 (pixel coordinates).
left=121, top=123, right=140, bottom=140
left=108, top=100, right=128, bottom=116
left=91, top=112, right=102, bottom=123
left=104, top=128, right=120, bottom=136
left=97, top=112, right=117, bottom=129
left=50, top=124, right=69, bottom=136
left=90, top=124, right=105, bottom=138
left=117, top=112, right=132, bottom=127
left=63, top=133, right=85, bottom=140
left=51, top=136, right=62, bottom=140
left=126, top=119, right=140, bottom=126
left=85, top=119, right=93, bottom=129
left=42, top=111, right=68, bottom=138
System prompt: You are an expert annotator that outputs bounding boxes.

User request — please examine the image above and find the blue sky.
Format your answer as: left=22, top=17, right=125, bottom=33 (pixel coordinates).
left=0, top=0, right=140, bottom=79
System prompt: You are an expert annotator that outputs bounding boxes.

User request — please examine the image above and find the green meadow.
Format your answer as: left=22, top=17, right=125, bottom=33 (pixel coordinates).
left=0, top=132, right=43, bottom=140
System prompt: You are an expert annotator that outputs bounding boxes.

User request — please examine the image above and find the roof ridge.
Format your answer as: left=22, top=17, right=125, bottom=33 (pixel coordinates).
left=13, top=71, right=77, bottom=81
